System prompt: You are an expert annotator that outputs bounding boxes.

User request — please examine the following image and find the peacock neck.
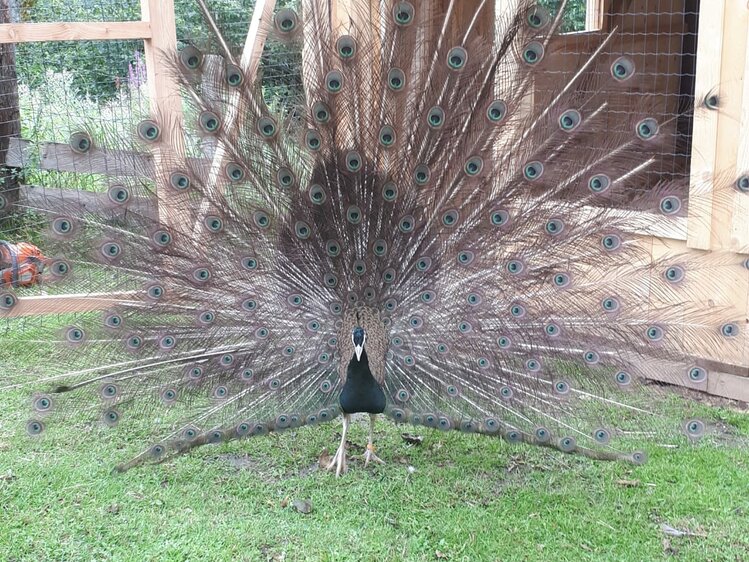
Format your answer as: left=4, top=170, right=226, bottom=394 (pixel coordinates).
left=339, top=349, right=387, bottom=414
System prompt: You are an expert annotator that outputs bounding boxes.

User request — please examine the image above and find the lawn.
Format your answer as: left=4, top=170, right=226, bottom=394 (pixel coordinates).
left=1, top=377, right=748, bottom=561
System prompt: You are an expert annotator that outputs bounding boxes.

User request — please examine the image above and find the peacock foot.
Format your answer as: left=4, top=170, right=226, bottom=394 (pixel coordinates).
left=326, top=442, right=348, bottom=477
left=361, top=443, right=385, bottom=468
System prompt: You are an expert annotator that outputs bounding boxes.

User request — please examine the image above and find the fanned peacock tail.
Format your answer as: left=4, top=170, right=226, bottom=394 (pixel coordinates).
left=2, top=0, right=747, bottom=472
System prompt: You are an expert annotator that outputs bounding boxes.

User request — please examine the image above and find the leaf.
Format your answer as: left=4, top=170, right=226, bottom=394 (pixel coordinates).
left=292, top=499, right=313, bottom=514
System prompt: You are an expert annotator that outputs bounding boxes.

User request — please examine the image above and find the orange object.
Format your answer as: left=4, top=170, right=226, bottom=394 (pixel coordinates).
left=0, top=241, right=46, bottom=288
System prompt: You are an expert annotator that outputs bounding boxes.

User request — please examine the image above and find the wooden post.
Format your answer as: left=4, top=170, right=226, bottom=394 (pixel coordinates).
left=0, top=0, right=20, bottom=218
left=687, top=1, right=749, bottom=253
left=140, top=0, right=183, bottom=225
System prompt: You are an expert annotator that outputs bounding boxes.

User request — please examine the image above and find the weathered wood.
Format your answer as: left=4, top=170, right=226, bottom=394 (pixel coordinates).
left=0, top=292, right=138, bottom=317
left=6, top=137, right=154, bottom=177
left=0, top=0, right=20, bottom=216
left=18, top=184, right=156, bottom=219
left=0, top=21, right=151, bottom=44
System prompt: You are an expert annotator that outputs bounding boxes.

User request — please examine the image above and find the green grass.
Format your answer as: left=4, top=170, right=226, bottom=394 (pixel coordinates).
left=1, top=382, right=748, bottom=562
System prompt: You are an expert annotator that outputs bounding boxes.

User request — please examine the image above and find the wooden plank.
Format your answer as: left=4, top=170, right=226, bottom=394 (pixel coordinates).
left=0, top=292, right=138, bottom=317
left=140, top=0, right=182, bottom=225
left=5, top=137, right=154, bottom=177
left=0, top=21, right=151, bottom=44
left=18, top=184, right=156, bottom=218
left=732, top=14, right=749, bottom=254
left=585, top=0, right=604, bottom=31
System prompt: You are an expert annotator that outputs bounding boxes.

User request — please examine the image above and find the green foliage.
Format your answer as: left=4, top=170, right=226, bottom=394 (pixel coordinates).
left=539, top=0, right=588, bottom=32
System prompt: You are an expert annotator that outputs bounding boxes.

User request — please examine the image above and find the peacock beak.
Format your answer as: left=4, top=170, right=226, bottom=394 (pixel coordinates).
left=354, top=345, right=364, bottom=362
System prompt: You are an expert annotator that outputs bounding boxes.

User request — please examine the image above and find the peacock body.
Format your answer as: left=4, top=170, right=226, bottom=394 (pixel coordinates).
left=2, top=0, right=747, bottom=475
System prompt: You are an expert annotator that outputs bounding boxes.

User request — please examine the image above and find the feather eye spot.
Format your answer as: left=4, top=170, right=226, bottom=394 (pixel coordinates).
left=593, top=428, right=611, bottom=445
left=413, top=164, right=430, bottom=185
left=125, top=335, right=143, bottom=350
left=255, top=327, right=269, bottom=339
left=490, top=209, right=510, bottom=227
left=438, top=416, right=452, bottom=431
left=523, top=161, right=544, bottom=181
left=477, top=357, right=490, bottom=369
left=69, top=131, right=92, bottom=154
left=107, top=185, right=130, bottom=205
left=179, top=46, right=202, bottom=70
left=486, top=100, right=508, bottom=123
left=387, top=68, right=406, bottom=91
left=736, top=175, right=749, bottom=193
left=409, top=315, right=423, bottom=329
left=497, top=335, right=512, bottom=349
left=159, top=335, right=176, bottom=350
left=100, top=241, right=122, bottom=259
left=169, top=171, right=191, bottom=191
left=398, top=215, right=415, bottom=233
left=336, top=35, right=357, bottom=59
left=100, top=383, right=119, bottom=400
left=152, top=230, right=172, bottom=248
left=507, top=259, right=524, bottom=275
left=325, top=70, right=344, bottom=93
left=354, top=260, right=367, bottom=275
left=466, top=292, right=482, bottom=306
left=282, top=345, right=295, bottom=357
left=602, top=296, right=620, bottom=313
left=104, top=313, right=123, bottom=329
left=225, top=63, right=243, bottom=87
left=309, top=184, right=327, bottom=205
left=330, top=302, right=343, bottom=315
left=345, top=151, right=362, bottom=172
left=458, top=320, right=473, bottom=334
left=379, top=126, right=396, bottom=147
left=584, top=350, right=600, bottom=364
left=287, top=294, right=304, bottom=307
left=305, top=130, right=322, bottom=150
left=660, top=196, right=682, bottom=215
left=199, top=111, right=220, bottom=134
left=601, top=234, right=622, bottom=251
left=646, top=325, right=664, bottom=342
left=522, top=41, right=544, bottom=65
left=396, top=389, right=410, bottom=402
left=326, top=240, right=341, bottom=257
left=364, top=287, right=376, bottom=301
left=558, top=437, right=577, bottom=452
left=526, top=6, right=550, bottom=28
left=664, top=265, right=685, bottom=283
left=615, top=371, right=632, bottom=386
left=213, top=385, right=229, bottom=399
left=312, top=101, right=330, bottom=124
left=103, top=409, right=120, bottom=427
left=545, top=322, right=560, bottom=336
left=505, top=430, right=522, bottom=444
left=553, top=273, right=571, bottom=288
left=534, top=427, right=550, bottom=443
left=721, top=323, right=739, bottom=338
left=382, top=268, right=397, bottom=283
left=52, top=217, right=74, bottom=236
left=526, top=359, right=541, bottom=372
left=636, top=118, right=659, bottom=140
left=381, top=183, right=397, bottom=202
left=241, top=257, right=258, bottom=271
left=404, top=355, right=415, bottom=366
left=436, top=342, right=449, bottom=354
left=420, top=290, right=436, bottom=304
left=457, top=250, right=475, bottom=266
left=588, top=173, right=611, bottom=193
left=553, top=380, right=570, bottom=395
left=256, top=116, right=277, bottom=139
left=683, top=419, right=705, bottom=438
left=324, top=272, right=339, bottom=288
left=704, top=94, right=719, bottom=110
left=253, top=211, right=271, bottom=229
left=65, top=326, right=85, bottom=343
left=146, top=284, right=165, bottom=300
left=446, top=47, right=467, bottom=70
left=384, top=298, right=398, bottom=312
left=318, top=353, right=330, bottom=363
left=220, top=354, right=235, bottom=367
left=137, top=120, right=160, bottom=142
left=500, top=386, right=514, bottom=400
left=33, top=395, right=53, bottom=413
left=393, top=2, right=414, bottom=25
left=483, top=418, right=500, bottom=433
left=442, top=209, right=459, bottom=227
left=294, top=221, right=311, bottom=239
left=277, top=167, right=295, bottom=188
left=559, top=109, right=581, bottom=132
left=464, top=156, right=483, bottom=176
left=274, top=9, right=298, bottom=33
left=26, top=420, right=44, bottom=436
left=427, top=106, right=445, bottom=129
left=347, top=205, right=362, bottom=224
left=192, top=267, right=211, bottom=283
left=49, top=259, right=71, bottom=277
left=416, top=256, right=432, bottom=271
left=306, top=320, right=320, bottom=332
left=204, top=215, right=224, bottom=233
left=688, top=366, right=708, bottom=383
left=160, top=388, right=177, bottom=404
left=545, top=218, right=565, bottom=235
left=198, top=310, right=215, bottom=325
left=611, top=56, right=635, bottom=81
left=373, top=239, right=388, bottom=256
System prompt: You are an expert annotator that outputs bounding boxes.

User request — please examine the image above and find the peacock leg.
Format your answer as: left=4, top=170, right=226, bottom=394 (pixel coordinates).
left=362, top=414, right=385, bottom=467
left=327, top=413, right=350, bottom=476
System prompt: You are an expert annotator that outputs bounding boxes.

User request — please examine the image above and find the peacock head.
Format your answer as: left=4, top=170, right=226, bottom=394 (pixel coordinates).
left=352, top=327, right=366, bottom=361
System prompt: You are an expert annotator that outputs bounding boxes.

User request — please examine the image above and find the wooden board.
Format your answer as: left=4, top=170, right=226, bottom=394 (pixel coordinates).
left=0, top=21, right=151, bottom=43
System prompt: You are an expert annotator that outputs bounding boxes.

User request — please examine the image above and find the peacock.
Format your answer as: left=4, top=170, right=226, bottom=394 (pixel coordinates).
left=1, top=0, right=747, bottom=477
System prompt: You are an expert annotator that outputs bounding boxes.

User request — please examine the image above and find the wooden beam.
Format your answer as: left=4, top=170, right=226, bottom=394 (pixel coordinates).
left=0, top=21, right=151, bottom=44
left=140, top=0, right=183, bottom=225
left=0, top=292, right=137, bottom=317
left=585, top=0, right=604, bottom=31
